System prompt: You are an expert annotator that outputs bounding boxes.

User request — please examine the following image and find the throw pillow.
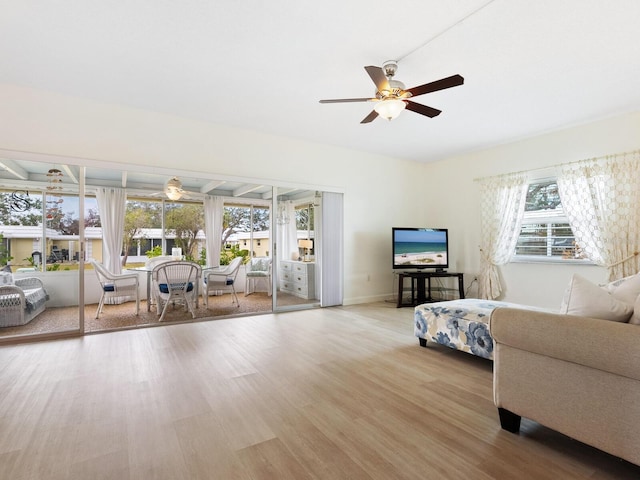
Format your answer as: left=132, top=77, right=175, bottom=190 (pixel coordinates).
left=631, top=295, right=640, bottom=325
left=560, top=274, right=633, bottom=322
left=0, top=271, right=14, bottom=285
left=602, top=273, right=640, bottom=324
left=603, top=273, right=640, bottom=305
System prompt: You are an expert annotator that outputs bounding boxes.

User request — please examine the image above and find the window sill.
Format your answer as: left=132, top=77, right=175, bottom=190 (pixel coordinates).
left=510, top=256, right=595, bottom=265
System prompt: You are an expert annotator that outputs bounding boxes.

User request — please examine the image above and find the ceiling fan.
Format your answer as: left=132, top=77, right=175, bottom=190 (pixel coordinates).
left=151, top=176, right=204, bottom=201
left=319, top=61, right=464, bottom=123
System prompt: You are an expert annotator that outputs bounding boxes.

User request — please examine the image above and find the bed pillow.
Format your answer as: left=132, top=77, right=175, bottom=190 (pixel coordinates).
left=560, top=274, right=633, bottom=322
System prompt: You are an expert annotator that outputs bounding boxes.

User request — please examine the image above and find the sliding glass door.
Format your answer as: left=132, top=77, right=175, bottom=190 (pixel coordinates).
left=274, top=187, right=320, bottom=311
left=0, top=162, right=83, bottom=342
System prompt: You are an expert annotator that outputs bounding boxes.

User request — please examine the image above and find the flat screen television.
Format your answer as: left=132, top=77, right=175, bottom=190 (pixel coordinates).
left=392, top=227, right=449, bottom=271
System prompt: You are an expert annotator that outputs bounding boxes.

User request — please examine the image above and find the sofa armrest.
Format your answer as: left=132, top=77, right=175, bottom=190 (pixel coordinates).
left=490, top=307, right=640, bottom=381
left=14, top=276, right=45, bottom=289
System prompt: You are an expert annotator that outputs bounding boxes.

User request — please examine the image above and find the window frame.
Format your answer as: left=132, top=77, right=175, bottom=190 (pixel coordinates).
left=511, top=178, right=592, bottom=264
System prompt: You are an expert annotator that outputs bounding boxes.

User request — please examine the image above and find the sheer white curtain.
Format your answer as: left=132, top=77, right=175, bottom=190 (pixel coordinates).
left=478, top=172, right=528, bottom=299
left=204, top=195, right=224, bottom=268
left=557, top=151, right=640, bottom=280
left=95, top=187, right=126, bottom=274
left=277, top=200, right=298, bottom=261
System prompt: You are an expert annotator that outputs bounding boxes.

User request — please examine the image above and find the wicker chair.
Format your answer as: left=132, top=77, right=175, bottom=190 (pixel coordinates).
left=202, top=257, right=242, bottom=308
left=151, top=261, right=201, bottom=321
left=91, top=260, right=140, bottom=319
left=0, top=276, right=49, bottom=327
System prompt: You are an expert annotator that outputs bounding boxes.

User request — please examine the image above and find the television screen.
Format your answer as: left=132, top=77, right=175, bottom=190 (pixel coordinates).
left=392, top=228, right=449, bottom=270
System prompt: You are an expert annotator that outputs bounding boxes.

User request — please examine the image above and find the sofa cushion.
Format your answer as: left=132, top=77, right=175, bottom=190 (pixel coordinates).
left=603, top=274, right=640, bottom=324
left=560, top=274, right=633, bottom=322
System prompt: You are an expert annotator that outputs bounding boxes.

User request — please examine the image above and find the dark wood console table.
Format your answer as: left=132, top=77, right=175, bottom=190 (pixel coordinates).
left=396, top=271, right=465, bottom=308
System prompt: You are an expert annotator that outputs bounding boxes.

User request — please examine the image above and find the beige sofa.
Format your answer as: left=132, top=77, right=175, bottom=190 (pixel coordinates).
left=491, top=307, right=640, bottom=467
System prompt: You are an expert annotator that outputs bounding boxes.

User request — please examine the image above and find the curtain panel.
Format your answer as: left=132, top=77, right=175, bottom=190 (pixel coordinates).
left=557, top=151, right=640, bottom=280
left=477, top=172, right=528, bottom=299
left=204, top=195, right=223, bottom=268
left=95, top=187, right=126, bottom=274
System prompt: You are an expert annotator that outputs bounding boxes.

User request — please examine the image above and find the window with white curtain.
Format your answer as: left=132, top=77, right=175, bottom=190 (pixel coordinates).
left=513, top=179, right=588, bottom=262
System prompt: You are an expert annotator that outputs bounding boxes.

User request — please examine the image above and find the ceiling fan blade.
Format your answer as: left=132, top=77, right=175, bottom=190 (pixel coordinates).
left=360, top=110, right=379, bottom=124
left=405, top=74, right=464, bottom=98
left=319, top=98, right=372, bottom=104
left=364, top=66, right=390, bottom=92
left=405, top=101, right=441, bottom=118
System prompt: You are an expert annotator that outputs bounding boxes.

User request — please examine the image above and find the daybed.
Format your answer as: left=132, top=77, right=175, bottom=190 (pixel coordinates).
left=0, top=276, right=49, bottom=327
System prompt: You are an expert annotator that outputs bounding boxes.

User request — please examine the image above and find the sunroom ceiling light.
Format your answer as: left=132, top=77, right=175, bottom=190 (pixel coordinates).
left=165, top=176, right=183, bottom=201
left=374, top=99, right=406, bottom=121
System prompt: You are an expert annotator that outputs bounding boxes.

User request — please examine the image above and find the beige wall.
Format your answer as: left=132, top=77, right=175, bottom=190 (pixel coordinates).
left=0, top=84, right=427, bottom=305
left=9, top=239, right=36, bottom=268
left=1, top=83, right=637, bottom=307
left=421, top=112, right=640, bottom=309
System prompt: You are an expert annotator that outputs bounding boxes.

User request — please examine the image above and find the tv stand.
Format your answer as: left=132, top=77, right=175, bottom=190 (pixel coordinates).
left=396, top=271, right=464, bottom=308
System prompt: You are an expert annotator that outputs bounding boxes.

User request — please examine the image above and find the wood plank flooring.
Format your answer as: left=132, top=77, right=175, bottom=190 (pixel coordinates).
left=1, top=302, right=639, bottom=479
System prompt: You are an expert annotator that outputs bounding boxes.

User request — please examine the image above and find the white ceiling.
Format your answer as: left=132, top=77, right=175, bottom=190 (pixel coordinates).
left=2, top=1, right=640, bottom=163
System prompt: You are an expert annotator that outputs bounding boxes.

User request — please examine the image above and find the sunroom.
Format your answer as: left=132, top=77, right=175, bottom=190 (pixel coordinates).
left=0, top=154, right=343, bottom=343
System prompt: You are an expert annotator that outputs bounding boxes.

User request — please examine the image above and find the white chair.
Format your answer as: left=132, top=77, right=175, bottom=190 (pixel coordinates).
left=91, top=260, right=140, bottom=319
left=201, top=257, right=243, bottom=308
left=152, top=261, right=201, bottom=322
left=245, top=257, right=272, bottom=296
left=145, top=255, right=175, bottom=269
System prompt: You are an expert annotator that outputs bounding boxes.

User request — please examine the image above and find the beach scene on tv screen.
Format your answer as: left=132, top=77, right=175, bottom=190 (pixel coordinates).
left=394, top=229, right=447, bottom=267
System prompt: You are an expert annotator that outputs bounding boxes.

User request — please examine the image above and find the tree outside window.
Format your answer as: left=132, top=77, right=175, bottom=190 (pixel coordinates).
left=514, top=180, right=585, bottom=261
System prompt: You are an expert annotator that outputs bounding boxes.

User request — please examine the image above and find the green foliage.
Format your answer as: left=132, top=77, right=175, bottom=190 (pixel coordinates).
left=0, top=233, right=13, bottom=266
left=221, top=206, right=269, bottom=248
left=525, top=181, right=561, bottom=211
left=122, top=200, right=162, bottom=266
left=46, top=263, right=61, bottom=271
left=0, top=192, right=43, bottom=226
left=24, top=255, right=36, bottom=267
left=219, top=244, right=249, bottom=265
left=165, top=204, right=204, bottom=259
left=145, top=245, right=163, bottom=258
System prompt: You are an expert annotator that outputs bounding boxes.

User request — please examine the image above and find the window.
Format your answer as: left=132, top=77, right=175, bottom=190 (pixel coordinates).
left=514, top=180, right=586, bottom=262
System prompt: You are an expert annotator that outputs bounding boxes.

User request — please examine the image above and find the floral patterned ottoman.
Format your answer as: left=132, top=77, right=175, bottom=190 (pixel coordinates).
left=414, top=299, right=548, bottom=360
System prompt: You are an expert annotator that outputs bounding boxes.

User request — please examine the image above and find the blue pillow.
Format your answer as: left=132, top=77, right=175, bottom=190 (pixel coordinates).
left=204, top=277, right=233, bottom=286
left=158, top=282, right=194, bottom=294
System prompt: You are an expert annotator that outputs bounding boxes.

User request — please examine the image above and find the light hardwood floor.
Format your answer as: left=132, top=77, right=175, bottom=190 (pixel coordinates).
left=1, top=302, right=638, bottom=479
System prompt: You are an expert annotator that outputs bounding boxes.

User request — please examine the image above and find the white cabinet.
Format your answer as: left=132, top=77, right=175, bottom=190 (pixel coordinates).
left=279, top=261, right=315, bottom=299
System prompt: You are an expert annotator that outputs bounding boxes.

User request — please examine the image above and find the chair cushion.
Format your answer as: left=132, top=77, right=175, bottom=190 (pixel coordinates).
left=246, top=272, right=268, bottom=278
left=203, top=277, right=233, bottom=286
left=158, top=282, right=194, bottom=293
left=0, top=272, right=14, bottom=285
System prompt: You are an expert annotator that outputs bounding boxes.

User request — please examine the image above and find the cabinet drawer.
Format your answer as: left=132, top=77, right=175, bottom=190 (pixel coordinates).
left=281, top=282, right=309, bottom=297
left=292, top=263, right=308, bottom=274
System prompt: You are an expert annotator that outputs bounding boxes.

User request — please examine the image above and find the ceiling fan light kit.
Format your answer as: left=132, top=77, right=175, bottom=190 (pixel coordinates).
left=164, top=176, right=183, bottom=200
left=374, top=98, right=406, bottom=121
left=319, top=60, right=463, bottom=124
